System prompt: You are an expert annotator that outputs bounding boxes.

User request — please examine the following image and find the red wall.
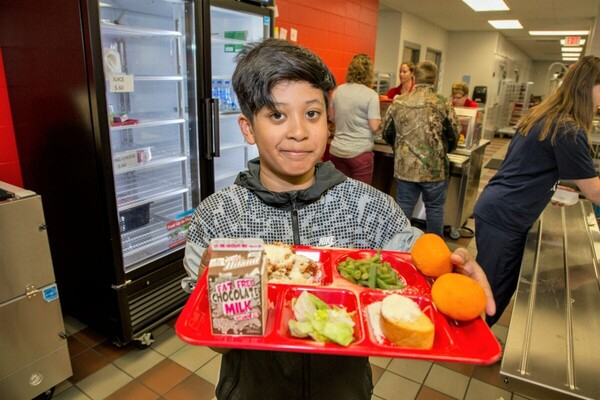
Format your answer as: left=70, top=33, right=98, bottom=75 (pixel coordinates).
left=275, top=0, right=379, bottom=85
left=0, top=48, right=23, bottom=187
left=0, top=1, right=379, bottom=184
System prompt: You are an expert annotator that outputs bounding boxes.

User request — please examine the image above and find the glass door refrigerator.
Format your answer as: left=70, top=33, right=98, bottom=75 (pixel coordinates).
left=209, top=0, right=273, bottom=191
left=0, top=0, right=273, bottom=346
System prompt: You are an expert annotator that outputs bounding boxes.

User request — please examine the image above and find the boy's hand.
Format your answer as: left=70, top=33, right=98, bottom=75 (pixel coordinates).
left=450, top=248, right=496, bottom=317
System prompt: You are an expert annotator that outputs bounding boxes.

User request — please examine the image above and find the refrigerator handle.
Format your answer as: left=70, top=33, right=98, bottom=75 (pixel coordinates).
left=204, top=98, right=220, bottom=159
left=212, top=99, right=220, bottom=158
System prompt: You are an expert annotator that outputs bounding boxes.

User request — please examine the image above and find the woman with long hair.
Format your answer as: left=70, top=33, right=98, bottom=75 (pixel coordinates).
left=474, top=55, right=600, bottom=326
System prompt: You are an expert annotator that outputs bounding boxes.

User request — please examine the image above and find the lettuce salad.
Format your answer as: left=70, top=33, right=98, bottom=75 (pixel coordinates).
left=288, top=291, right=355, bottom=346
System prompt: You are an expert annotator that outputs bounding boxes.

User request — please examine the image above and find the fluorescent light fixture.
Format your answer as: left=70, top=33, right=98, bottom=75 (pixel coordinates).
left=529, top=30, right=589, bottom=36
left=463, top=0, right=509, bottom=12
left=562, top=56, right=579, bottom=61
left=561, top=47, right=583, bottom=52
left=488, top=20, right=523, bottom=29
left=561, top=38, right=586, bottom=45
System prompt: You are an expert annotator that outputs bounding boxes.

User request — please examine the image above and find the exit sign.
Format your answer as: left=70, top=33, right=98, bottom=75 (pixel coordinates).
left=564, top=36, right=581, bottom=46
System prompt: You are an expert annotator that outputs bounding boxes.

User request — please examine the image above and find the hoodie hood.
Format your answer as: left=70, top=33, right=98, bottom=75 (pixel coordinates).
left=234, top=158, right=346, bottom=210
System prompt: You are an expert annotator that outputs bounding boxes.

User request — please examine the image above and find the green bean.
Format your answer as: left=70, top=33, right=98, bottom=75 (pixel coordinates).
left=368, top=264, right=377, bottom=288
left=340, top=270, right=356, bottom=283
left=338, top=265, right=355, bottom=274
left=337, top=251, right=406, bottom=290
left=376, top=278, right=404, bottom=290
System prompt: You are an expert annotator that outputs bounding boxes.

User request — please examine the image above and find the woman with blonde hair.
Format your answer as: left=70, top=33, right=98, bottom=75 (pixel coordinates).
left=329, top=53, right=381, bottom=184
left=474, top=55, right=600, bottom=326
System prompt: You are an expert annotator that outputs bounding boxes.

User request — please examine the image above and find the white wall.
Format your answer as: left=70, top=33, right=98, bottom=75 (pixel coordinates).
left=588, top=4, right=600, bottom=56
left=401, top=13, right=449, bottom=88
left=443, top=33, right=531, bottom=103
left=375, top=9, right=532, bottom=101
left=375, top=10, right=449, bottom=88
left=374, top=10, right=402, bottom=77
left=441, top=32, right=497, bottom=100
left=375, top=7, right=534, bottom=137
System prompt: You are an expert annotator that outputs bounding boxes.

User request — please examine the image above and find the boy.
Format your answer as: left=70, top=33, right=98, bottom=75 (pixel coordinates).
left=183, top=38, right=495, bottom=400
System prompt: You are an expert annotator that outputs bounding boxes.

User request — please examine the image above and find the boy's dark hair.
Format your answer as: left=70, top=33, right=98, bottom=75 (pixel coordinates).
left=232, top=38, right=336, bottom=122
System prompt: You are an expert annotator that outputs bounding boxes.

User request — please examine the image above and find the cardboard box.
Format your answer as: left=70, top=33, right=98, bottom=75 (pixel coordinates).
left=207, top=238, right=267, bottom=336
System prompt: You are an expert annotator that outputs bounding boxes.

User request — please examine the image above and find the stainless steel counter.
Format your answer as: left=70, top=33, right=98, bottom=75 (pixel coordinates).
left=372, top=139, right=490, bottom=238
left=501, top=200, right=600, bottom=400
left=445, top=140, right=490, bottom=238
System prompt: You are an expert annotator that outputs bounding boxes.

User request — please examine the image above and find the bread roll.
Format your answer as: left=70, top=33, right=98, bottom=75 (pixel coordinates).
left=380, top=294, right=434, bottom=349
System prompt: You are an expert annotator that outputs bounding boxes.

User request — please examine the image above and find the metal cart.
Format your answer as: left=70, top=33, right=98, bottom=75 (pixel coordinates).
left=0, top=182, right=72, bottom=400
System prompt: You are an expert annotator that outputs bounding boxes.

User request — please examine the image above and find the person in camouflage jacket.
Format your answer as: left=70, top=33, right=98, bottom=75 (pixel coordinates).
left=383, top=61, right=461, bottom=237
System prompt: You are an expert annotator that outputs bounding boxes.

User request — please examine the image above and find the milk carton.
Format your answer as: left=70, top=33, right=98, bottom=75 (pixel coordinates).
left=207, top=238, right=267, bottom=336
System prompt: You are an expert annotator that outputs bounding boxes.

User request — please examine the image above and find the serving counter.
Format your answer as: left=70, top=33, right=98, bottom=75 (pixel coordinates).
left=372, top=140, right=489, bottom=239
left=501, top=200, right=600, bottom=400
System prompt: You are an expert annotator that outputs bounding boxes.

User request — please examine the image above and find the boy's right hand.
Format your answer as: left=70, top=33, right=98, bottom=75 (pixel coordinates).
left=450, top=248, right=496, bottom=317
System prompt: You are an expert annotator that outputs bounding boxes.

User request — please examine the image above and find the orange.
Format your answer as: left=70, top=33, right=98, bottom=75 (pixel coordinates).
left=410, top=233, right=452, bottom=278
left=431, top=273, right=487, bottom=321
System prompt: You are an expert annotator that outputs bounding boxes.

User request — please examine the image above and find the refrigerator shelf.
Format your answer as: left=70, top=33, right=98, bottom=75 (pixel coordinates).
left=109, top=117, right=186, bottom=131
left=133, top=75, right=184, bottom=82
left=121, top=198, right=191, bottom=265
left=119, top=142, right=186, bottom=161
left=122, top=224, right=186, bottom=267
left=220, top=142, right=249, bottom=152
left=114, top=155, right=188, bottom=175
left=116, top=172, right=189, bottom=211
left=214, top=166, right=240, bottom=183
left=106, top=75, right=184, bottom=82
left=121, top=218, right=168, bottom=252
left=118, top=187, right=189, bottom=212
left=101, top=20, right=182, bottom=38
left=220, top=111, right=241, bottom=117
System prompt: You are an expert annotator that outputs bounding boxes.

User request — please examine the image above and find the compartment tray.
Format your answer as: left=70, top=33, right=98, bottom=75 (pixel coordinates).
left=176, top=247, right=501, bottom=365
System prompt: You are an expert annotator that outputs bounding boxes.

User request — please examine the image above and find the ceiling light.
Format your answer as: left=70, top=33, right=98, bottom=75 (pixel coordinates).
left=561, top=38, right=586, bottom=45
left=562, top=56, right=579, bottom=61
left=488, top=20, right=523, bottom=29
left=463, top=0, right=509, bottom=12
left=561, top=47, right=583, bottom=53
left=529, top=30, right=589, bottom=36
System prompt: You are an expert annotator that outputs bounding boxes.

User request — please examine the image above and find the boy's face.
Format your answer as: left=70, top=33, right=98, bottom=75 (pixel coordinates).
left=238, top=80, right=329, bottom=192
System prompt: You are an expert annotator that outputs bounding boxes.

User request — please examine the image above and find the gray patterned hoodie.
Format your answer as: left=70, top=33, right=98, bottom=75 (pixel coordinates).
left=181, top=158, right=421, bottom=400
left=182, top=159, right=421, bottom=288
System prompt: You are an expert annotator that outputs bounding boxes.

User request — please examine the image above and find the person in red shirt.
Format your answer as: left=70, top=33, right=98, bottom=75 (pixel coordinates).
left=451, top=81, right=479, bottom=108
left=385, top=61, right=415, bottom=99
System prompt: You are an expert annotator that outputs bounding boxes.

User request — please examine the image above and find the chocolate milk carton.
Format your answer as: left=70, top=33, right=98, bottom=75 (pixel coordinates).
left=207, top=238, right=267, bottom=336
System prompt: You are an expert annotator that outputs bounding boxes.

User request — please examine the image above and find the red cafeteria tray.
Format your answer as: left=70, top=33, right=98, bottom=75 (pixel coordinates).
left=176, top=247, right=502, bottom=365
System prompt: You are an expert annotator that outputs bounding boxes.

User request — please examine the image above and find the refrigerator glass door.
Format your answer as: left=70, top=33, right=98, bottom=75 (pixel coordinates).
left=210, top=5, right=270, bottom=191
left=98, top=0, right=198, bottom=272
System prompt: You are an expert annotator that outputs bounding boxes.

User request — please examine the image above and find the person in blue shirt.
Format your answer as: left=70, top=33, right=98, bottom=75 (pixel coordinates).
left=474, top=55, right=600, bottom=326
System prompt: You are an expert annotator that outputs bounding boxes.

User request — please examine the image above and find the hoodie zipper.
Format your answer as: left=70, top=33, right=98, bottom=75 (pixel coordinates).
left=290, top=193, right=300, bottom=245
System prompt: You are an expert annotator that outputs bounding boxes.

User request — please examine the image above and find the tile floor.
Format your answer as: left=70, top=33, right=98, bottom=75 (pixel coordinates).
left=50, top=136, right=549, bottom=400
